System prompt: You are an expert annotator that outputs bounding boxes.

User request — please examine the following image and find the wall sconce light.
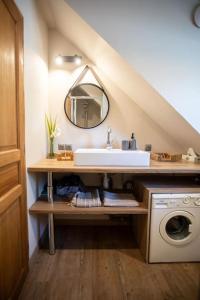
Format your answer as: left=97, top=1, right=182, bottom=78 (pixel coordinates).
left=55, top=54, right=82, bottom=65
left=193, top=4, right=200, bottom=28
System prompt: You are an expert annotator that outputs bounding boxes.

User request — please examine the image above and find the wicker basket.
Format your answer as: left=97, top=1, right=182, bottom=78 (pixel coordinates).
left=151, top=152, right=182, bottom=162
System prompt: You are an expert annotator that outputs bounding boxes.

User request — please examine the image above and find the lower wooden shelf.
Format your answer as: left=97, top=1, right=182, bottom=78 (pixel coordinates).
left=29, top=201, right=148, bottom=215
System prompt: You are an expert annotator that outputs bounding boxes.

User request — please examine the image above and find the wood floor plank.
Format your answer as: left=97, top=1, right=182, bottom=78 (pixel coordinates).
left=77, top=230, right=95, bottom=300
left=94, top=235, right=125, bottom=300
left=19, top=226, right=200, bottom=300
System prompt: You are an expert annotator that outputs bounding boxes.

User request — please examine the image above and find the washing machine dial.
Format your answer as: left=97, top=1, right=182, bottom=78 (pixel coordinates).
left=194, top=199, right=200, bottom=206
left=183, top=196, right=192, bottom=204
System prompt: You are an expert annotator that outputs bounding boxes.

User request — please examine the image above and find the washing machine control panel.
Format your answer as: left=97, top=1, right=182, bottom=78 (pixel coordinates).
left=194, top=199, right=200, bottom=206
left=183, top=196, right=192, bottom=204
left=152, top=193, right=200, bottom=208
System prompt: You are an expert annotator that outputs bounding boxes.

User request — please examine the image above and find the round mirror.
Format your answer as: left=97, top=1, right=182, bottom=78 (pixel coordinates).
left=64, top=83, right=109, bottom=129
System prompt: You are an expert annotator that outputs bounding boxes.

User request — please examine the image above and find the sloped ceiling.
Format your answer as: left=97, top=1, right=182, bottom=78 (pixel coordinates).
left=66, top=0, right=200, bottom=134
left=38, top=0, right=200, bottom=152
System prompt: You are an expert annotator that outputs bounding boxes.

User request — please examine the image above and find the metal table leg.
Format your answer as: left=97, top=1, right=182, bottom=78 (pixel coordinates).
left=48, top=213, right=55, bottom=255
left=47, top=172, right=55, bottom=254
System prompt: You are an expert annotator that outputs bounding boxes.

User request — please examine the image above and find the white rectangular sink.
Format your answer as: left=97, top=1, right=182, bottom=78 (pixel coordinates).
left=74, top=149, right=150, bottom=166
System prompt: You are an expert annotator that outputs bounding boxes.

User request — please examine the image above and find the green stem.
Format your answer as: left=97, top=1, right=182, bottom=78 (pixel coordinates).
left=49, top=138, right=55, bottom=158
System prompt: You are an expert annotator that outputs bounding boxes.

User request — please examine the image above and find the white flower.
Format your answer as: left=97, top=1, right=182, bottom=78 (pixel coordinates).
left=55, top=127, right=61, bottom=137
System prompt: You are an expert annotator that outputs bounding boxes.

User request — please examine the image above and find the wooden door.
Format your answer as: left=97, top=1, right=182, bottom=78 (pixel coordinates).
left=0, top=0, right=28, bottom=299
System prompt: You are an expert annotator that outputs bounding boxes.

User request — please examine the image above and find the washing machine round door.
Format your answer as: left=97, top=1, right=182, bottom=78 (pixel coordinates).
left=159, top=211, right=198, bottom=246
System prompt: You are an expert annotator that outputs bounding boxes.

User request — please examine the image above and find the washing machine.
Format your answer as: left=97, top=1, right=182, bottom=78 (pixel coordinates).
left=149, top=193, right=200, bottom=263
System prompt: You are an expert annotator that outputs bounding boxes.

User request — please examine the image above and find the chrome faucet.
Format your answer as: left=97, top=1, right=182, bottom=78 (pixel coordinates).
left=106, top=127, right=112, bottom=149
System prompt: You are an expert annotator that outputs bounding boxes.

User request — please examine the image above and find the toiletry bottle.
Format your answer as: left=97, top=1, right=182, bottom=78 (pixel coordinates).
left=102, top=173, right=113, bottom=190
left=129, top=133, right=136, bottom=150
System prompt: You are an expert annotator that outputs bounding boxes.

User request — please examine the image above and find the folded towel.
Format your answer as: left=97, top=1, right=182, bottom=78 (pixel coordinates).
left=103, top=191, right=139, bottom=207
left=72, top=189, right=101, bottom=208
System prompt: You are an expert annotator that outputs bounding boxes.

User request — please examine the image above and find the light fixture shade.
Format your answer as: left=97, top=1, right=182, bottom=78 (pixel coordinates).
left=55, top=55, right=63, bottom=65
left=74, top=55, right=82, bottom=65
left=55, top=54, right=82, bottom=65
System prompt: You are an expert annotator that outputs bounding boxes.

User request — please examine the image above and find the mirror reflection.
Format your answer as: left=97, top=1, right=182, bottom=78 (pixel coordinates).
left=64, top=83, right=109, bottom=129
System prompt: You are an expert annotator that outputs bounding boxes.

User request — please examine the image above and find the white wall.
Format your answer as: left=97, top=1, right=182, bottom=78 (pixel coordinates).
left=46, top=0, right=200, bottom=153
left=66, top=0, right=200, bottom=134
left=16, top=0, right=49, bottom=257
left=48, top=29, right=182, bottom=152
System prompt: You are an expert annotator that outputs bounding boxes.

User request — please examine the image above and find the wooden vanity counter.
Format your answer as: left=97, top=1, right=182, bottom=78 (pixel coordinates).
left=28, top=158, right=200, bottom=174
left=28, top=158, right=200, bottom=257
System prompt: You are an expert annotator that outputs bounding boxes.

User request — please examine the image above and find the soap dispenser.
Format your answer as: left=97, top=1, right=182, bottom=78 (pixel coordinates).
left=129, top=133, right=137, bottom=150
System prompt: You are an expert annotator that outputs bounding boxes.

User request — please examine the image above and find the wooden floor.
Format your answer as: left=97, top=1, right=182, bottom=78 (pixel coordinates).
left=19, top=226, right=200, bottom=300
